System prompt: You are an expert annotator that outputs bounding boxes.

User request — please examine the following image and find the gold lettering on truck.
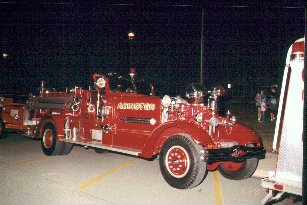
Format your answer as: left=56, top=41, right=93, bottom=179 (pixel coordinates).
left=117, top=103, right=155, bottom=111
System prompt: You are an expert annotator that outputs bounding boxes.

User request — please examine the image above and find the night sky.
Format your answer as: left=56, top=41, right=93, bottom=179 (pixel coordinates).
left=0, top=2, right=305, bottom=101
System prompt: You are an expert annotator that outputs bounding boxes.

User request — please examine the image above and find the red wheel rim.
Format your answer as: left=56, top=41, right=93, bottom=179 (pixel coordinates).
left=222, top=162, right=243, bottom=171
left=43, top=129, right=53, bottom=148
left=165, top=145, right=190, bottom=178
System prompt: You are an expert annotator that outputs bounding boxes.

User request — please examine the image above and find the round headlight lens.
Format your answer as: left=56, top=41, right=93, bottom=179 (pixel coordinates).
left=162, top=95, right=172, bottom=107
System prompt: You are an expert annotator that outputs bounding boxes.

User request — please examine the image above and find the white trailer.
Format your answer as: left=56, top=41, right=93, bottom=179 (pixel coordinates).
left=261, top=37, right=304, bottom=204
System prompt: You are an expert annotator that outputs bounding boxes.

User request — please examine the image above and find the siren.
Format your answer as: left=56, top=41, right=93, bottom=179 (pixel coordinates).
left=129, top=67, right=137, bottom=78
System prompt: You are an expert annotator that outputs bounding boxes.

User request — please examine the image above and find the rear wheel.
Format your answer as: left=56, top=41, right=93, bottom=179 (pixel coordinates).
left=218, top=158, right=259, bottom=180
left=159, top=135, right=207, bottom=189
left=41, top=122, right=63, bottom=156
left=94, top=148, right=105, bottom=154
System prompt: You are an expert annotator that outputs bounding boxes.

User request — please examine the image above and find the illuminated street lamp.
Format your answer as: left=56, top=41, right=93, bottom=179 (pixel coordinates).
left=128, top=32, right=135, bottom=40
left=128, top=32, right=135, bottom=68
left=2, top=53, right=8, bottom=59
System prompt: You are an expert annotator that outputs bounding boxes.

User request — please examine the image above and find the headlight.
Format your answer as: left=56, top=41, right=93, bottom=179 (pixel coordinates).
left=162, top=95, right=172, bottom=107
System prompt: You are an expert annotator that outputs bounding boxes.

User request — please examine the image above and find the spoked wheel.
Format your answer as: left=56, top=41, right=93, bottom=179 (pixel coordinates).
left=165, top=145, right=190, bottom=178
left=159, top=135, right=207, bottom=189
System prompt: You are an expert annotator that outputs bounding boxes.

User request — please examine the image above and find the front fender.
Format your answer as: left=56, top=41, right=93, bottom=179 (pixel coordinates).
left=38, top=114, right=65, bottom=140
left=140, top=121, right=212, bottom=158
left=38, top=117, right=55, bottom=138
left=226, top=123, right=263, bottom=145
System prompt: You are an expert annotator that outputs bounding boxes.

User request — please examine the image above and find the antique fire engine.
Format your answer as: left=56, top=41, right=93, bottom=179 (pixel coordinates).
left=30, top=69, right=265, bottom=189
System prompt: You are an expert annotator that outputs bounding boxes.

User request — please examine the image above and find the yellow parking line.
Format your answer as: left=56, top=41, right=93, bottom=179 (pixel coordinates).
left=213, top=171, right=224, bottom=205
left=11, top=156, right=51, bottom=168
left=78, top=158, right=137, bottom=190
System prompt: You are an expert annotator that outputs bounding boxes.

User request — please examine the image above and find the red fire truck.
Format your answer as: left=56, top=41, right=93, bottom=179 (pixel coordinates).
left=28, top=69, right=265, bottom=189
left=0, top=94, right=38, bottom=138
left=0, top=81, right=56, bottom=139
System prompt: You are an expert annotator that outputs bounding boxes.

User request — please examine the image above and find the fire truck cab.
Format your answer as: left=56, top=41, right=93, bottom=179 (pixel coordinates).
left=33, top=69, right=265, bottom=189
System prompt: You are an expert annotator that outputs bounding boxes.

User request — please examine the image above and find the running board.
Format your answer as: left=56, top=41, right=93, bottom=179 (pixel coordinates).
left=63, top=139, right=141, bottom=156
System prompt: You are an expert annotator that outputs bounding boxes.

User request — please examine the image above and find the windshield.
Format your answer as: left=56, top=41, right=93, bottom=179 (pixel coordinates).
left=108, top=74, right=154, bottom=96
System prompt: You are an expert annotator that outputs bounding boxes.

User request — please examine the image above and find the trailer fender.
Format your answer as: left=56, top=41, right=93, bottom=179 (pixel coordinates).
left=140, top=121, right=212, bottom=158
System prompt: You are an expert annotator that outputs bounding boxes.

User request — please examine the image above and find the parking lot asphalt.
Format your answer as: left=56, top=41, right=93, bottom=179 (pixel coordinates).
left=252, top=152, right=277, bottom=179
left=0, top=133, right=275, bottom=205
left=2, top=132, right=303, bottom=205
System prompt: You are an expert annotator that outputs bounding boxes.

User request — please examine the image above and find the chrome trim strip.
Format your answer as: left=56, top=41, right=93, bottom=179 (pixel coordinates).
left=121, top=117, right=151, bottom=124
left=63, top=139, right=140, bottom=156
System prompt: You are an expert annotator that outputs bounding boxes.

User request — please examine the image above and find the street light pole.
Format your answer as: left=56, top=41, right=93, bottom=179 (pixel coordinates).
left=200, top=8, right=204, bottom=85
left=128, top=32, right=135, bottom=68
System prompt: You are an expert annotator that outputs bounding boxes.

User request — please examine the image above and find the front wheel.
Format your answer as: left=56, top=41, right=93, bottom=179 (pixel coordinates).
left=41, top=122, right=63, bottom=156
left=218, top=158, right=259, bottom=180
left=159, top=135, right=207, bottom=189
left=59, top=142, right=73, bottom=155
